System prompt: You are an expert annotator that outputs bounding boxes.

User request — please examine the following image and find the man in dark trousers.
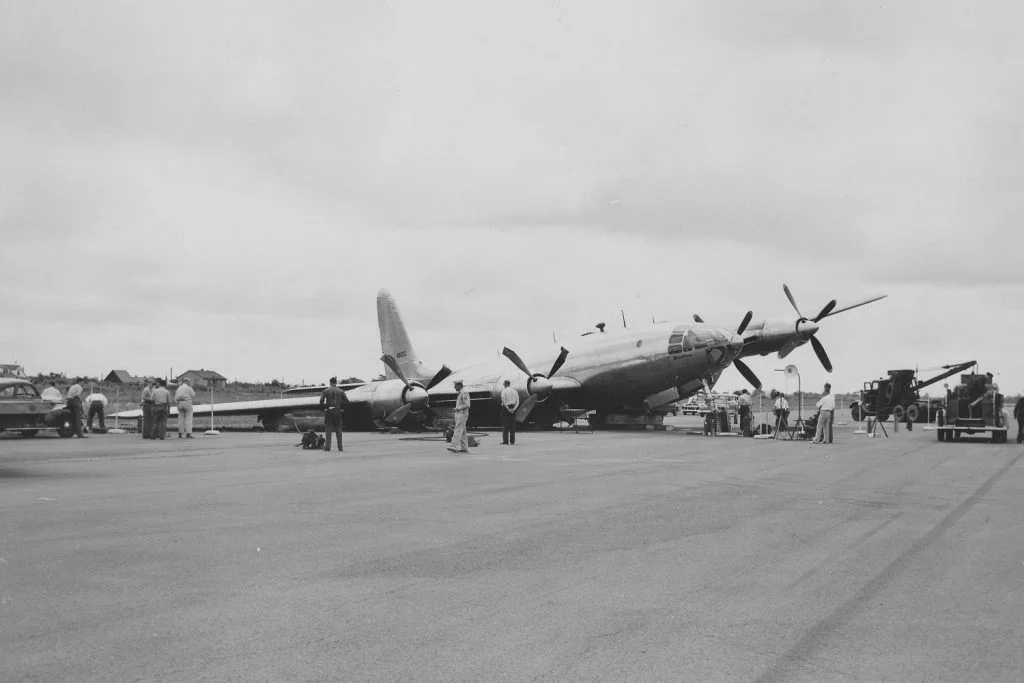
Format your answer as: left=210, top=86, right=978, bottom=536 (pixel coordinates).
left=1015, top=394, right=1024, bottom=444
left=151, top=379, right=172, bottom=440
left=319, top=376, right=349, bottom=452
left=66, top=382, right=86, bottom=439
left=499, top=379, right=520, bottom=445
left=140, top=379, right=155, bottom=439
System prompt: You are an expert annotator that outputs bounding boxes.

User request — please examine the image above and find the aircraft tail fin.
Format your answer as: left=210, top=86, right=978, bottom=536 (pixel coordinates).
left=377, top=289, right=432, bottom=381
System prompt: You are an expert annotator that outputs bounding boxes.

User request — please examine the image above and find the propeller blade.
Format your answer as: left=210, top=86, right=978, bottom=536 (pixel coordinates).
left=812, top=300, right=837, bottom=322
left=383, top=402, right=413, bottom=426
left=693, top=314, right=704, bottom=323
left=733, top=358, right=762, bottom=390
left=737, top=311, right=753, bottom=335
left=547, top=347, right=569, bottom=378
left=515, top=394, right=539, bottom=423
left=502, top=347, right=533, bottom=377
left=425, top=365, right=452, bottom=390
left=819, top=294, right=887, bottom=318
left=783, top=284, right=804, bottom=319
left=380, top=354, right=409, bottom=387
left=810, top=336, right=833, bottom=373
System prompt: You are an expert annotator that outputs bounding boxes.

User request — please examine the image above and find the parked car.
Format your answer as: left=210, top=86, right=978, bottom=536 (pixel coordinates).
left=0, top=378, right=75, bottom=437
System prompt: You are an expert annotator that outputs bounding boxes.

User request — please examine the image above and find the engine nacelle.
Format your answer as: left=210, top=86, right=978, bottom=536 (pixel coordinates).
left=365, top=380, right=429, bottom=420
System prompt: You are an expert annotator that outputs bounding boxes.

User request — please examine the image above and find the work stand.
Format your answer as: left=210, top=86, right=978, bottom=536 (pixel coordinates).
left=866, top=417, right=889, bottom=438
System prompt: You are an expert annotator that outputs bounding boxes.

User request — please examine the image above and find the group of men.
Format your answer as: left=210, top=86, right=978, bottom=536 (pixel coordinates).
left=139, top=378, right=196, bottom=439
left=314, top=376, right=513, bottom=455
left=42, top=381, right=109, bottom=437
left=770, top=383, right=835, bottom=443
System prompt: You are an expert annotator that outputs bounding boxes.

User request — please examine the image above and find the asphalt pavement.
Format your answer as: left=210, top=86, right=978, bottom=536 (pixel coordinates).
left=2, top=421, right=1023, bottom=681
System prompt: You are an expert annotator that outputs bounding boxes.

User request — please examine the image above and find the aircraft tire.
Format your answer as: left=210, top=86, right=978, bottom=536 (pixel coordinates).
left=850, top=402, right=862, bottom=422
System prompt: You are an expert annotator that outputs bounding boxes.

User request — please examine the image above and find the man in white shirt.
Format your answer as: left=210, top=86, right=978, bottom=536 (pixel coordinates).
left=773, top=390, right=790, bottom=439
left=151, top=380, right=172, bottom=440
left=814, top=382, right=835, bottom=444
left=737, top=389, right=752, bottom=436
left=174, top=378, right=197, bottom=438
left=447, top=379, right=471, bottom=454
left=85, top=389, right=108, bottom=432
left=499, top=379, right=520, bottom=445
left=40, top=381, right=63, bottom=403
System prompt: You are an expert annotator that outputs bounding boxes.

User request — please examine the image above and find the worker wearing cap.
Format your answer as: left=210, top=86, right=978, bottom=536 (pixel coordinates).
left=174, top=378, right=196, bottom=438
left=447, top=379, right=471, bottom=453
left=814, top=382, right=835, bottom=444
left=500, top=379, right=520, bottom=445
left=319, top=377, right=349, bottom=452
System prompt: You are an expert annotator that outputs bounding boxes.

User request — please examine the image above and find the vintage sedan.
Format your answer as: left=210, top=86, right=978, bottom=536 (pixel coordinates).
left=0, top=378, right=75, bottom=437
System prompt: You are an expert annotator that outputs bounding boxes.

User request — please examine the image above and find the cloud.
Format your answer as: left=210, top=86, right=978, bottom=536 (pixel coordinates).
left=2, top=0, right=1023, bottom=393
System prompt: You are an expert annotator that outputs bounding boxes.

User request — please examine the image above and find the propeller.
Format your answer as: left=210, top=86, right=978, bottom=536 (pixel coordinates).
left=380, top=354, right=437, bottom=426
left=502, top=346, right=570, bottom=422
left=777, top=284, right=885, bottom=373
left=732, top=358, right=761, bottom=390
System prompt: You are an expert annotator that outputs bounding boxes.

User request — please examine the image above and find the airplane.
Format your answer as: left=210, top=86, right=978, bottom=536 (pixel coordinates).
left=116, top=290, right=753, bottom=431
left=692, top=283, right=887, bottom=386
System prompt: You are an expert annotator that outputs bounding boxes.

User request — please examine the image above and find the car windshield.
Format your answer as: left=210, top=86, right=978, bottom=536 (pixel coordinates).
left=0, top=383, right=41, bottom=399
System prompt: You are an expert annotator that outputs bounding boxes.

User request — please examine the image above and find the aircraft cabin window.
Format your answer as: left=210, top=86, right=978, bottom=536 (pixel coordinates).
left=669, top=334, right=683, bottom=344
left=668, top=345, right=682, bottom=355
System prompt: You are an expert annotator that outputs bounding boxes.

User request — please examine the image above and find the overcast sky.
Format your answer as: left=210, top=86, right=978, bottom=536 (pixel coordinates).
left=2, top=1, right=1022, bottom=397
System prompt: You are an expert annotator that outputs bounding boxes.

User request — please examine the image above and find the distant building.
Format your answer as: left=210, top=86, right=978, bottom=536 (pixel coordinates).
left=0, top=364, right=27, bottom=378
left=104, top=369, right=142, bottom=384
left=175, top=369, right=228, bottom=389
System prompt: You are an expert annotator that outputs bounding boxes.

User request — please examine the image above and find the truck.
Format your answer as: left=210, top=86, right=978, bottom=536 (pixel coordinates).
left=936, top=370, right=1009, bottom=443
left=849, top=361, right=976, bottom=424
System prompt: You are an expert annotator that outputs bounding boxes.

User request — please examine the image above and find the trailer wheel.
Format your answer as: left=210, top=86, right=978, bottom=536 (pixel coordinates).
left=906, top=405, right=919, bottom=422
left=850, top=402, right=863, bottom=422
left=892, top=405, right=905, bottom=422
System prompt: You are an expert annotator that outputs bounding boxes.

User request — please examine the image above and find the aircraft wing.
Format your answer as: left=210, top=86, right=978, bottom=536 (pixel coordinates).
left=114, top=396, right=328, bottom=419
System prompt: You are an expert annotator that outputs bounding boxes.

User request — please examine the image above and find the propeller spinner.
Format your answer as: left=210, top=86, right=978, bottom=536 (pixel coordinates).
left=379, top=355, right=452, bottom=426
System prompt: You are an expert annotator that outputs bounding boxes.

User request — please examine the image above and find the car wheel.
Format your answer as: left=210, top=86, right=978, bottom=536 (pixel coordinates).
left=57, top=419, right=74, bottom=438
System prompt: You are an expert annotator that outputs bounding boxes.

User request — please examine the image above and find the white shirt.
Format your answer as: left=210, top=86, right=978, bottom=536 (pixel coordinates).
left=774, top=396, right=789, bottom=411
left=41, top=387, right=63, bottom=402
left=85, top=393, right=108, bottom=406
left=500, top=386, right=520, bottom=411
left=816, top=393, right=835, bottom=411
left=175, top=384, right=196, bottom=402
left=67, top=384, right=83, bottom=400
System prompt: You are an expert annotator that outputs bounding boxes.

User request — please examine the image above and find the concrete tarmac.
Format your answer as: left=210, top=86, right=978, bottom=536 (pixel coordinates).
left=2, top=422, right=1023, bottom=682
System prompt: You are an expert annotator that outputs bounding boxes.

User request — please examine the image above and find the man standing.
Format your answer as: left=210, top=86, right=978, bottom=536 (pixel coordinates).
left=773, top=390, right=790, bottom=439
left=174, top=378, right=196, bottom=439
left=40, top=381, right=63, bottom=403
left=814, top=382, right=835, bottom=444
left=141, top=380, right=155, bottom=439
left=447, top=379, right=471, bottom=454
left=737, top=389, right=752, bottom=437
left=1015, top=394, right=1024, bottom=444
left=151, top=379, right=172, bottom=440
left=319, top=376, right=349, bottom=452
left=500, top=379, right=520, bottom=445
left=66, top=381, right=86, bottom=438
left=84, top=388, right=108, bottom=433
